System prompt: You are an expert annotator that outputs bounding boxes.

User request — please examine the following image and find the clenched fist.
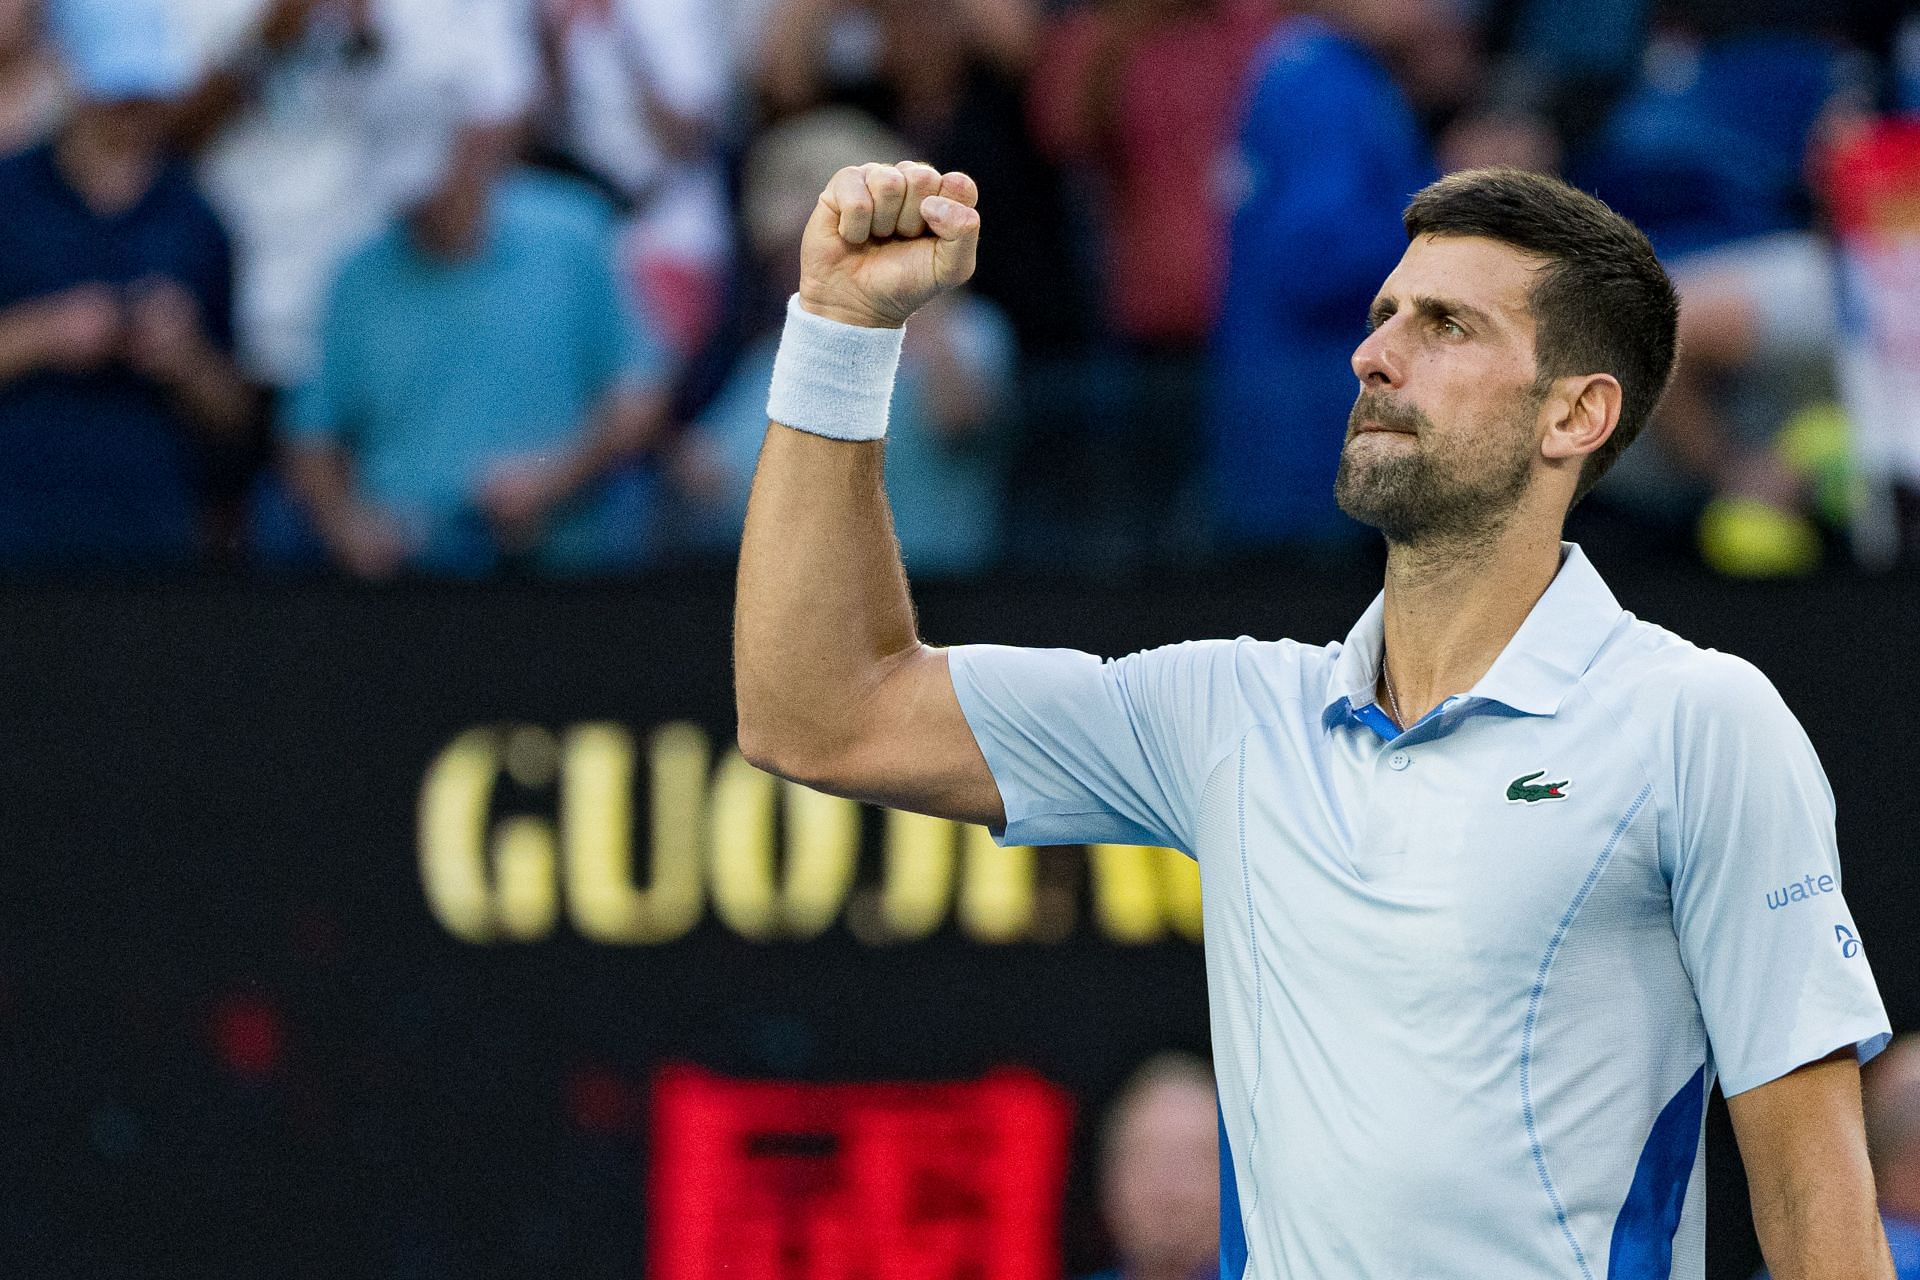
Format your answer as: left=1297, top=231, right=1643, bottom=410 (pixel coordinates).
left=797, top=161, right=981, bottom=330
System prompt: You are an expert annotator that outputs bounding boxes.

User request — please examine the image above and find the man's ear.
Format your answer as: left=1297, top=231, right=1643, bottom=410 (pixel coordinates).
left=1541, top=374, right=1622, bottom=462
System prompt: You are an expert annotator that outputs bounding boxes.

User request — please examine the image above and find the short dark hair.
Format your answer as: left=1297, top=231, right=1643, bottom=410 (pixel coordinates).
left=1402, top=168, right=1680, bottom=506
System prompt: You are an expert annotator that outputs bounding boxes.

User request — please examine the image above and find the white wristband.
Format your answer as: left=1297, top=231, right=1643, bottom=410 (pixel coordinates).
left=766, top=293, right=904, bottom=441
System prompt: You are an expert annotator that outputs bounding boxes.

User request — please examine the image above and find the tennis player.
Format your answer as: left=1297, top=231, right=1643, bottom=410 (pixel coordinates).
left=733, top=162, right=1895, bottom=1278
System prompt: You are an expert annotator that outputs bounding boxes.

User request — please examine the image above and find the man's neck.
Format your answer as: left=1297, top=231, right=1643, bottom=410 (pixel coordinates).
left=1377, top=514, right=1565, bottom=726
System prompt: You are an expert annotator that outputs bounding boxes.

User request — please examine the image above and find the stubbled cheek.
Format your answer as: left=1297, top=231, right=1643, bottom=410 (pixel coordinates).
left=1411, top=355, right=1533, bottom=411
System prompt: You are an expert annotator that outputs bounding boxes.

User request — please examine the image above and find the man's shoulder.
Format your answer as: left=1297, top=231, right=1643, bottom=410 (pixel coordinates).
left=1586, top=615, right=1799, bottom=737
left=1138, top=634, right=1332, bottom=675
left=1121, top=634, right=1335, bottom=717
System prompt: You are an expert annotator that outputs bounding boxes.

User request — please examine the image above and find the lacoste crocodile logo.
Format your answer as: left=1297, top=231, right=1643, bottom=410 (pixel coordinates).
left=1506, top=771, right=1570, bottom=804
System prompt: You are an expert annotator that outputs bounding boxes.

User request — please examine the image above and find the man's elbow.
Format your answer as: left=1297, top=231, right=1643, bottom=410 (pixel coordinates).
left=734, top=719, right=790, bottom=780
left=734, top=716, right=852, bottom=794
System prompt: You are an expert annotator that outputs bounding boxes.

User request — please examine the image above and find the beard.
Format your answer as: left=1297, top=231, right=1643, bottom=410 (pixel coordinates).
left=1333, top=385, right=1540, bottom=548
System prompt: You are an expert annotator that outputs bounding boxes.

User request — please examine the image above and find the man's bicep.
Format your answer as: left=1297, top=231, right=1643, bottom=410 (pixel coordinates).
left=825, top=646, right=1007, bottom=828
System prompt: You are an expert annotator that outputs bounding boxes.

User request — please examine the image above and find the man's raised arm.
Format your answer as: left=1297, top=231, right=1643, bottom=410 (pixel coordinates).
left=733, top=161, right=1005, bottom=827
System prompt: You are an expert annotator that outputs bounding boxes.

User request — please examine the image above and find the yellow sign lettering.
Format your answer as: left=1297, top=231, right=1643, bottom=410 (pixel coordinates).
left=420, top=728, right=522, bottom=944
left=562, top=722, right=707, bottom=945
left=707, top=748, right=860, bottom=941
left=419, top=722, right=1206, bottom=947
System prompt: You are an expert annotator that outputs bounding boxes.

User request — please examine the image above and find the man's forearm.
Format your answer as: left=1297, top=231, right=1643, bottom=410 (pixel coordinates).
left=173, top=0, right=310, bottom=152
left=735, top=156, right=980, bottom=786
left=733, top=425, right=921, bottom=779
left=1751, top=1179, right=1893, bottom=1280
left=172, top=69, right=256, bottom=154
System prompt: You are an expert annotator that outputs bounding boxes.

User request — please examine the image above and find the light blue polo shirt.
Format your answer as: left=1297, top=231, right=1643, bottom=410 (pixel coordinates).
left=948, top=543, right=1890, bottom=1280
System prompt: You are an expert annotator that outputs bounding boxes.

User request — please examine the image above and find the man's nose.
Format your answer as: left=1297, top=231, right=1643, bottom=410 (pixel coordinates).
left=1350, top=323, right=1404, bottom=388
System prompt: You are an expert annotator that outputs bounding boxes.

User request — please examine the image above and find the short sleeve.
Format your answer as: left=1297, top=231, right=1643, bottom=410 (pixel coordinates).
left=945, top=639, right=1255, bottom=854
left=1667, top=655, right=1891, bottom=1097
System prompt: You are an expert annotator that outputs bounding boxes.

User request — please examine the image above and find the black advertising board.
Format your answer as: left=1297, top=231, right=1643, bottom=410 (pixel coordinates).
left=2, top=554, right=1915, bottom=1277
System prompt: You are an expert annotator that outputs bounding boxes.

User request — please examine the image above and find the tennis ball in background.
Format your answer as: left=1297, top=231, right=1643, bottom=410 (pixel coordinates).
left=1698, top=496, right=1821, bottom=579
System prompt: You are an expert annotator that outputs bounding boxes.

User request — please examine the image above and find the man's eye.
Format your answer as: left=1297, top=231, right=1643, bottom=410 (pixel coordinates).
left=1436, top=316, right=1465, bottom=337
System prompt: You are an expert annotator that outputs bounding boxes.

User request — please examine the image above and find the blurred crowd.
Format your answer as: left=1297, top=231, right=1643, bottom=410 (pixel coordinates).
left=0, top=0, right=1917, bottom=581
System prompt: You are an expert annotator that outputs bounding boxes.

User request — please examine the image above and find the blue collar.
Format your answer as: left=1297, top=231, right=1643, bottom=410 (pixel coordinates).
left=1321, top=542, right=1626, bottom=727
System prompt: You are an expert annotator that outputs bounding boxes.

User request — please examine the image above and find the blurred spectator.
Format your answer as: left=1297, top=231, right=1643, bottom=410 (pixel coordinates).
left=1460, top=0, right=1648, bottom=163
left=1459, top=0, right=1906, bottom=169
left=755, top=0, right=1084, bottom=359
left=1030, top=0, right=1274, bottom=355
left=0, top=0, right=254, bottom=570
left=1754, top=1032, right=1920, bottom=1278
left=530, top=0, right=734, bottom=359
left=1206, top=0, right=1436, bottom=550
left=668, top=107, right=1011, bottom=577
left=1569, top=30, right=1868, bottom=570
left=171, top=0, right=539, bottom=390
left=1027, top=0, right=1277, bottom=568
left=1822, top=113, right=1920, bottom=569
left=0, top=0, right=64, bottom=154
left=278, top=130, right=671, bottom=578
left=1081, top=1052, right=1219, bottom=1280
left=1657, top=227, right=1849, bottom=576
left=534, top=0, right=726, bottom=204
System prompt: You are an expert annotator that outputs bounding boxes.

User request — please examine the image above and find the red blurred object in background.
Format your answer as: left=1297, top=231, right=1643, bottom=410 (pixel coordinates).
left=209, top=990, right=284, bottom=1082
left=649, top=1065, right=1073, bottom=1280
left=1820, top=115, right=1920, bottom=242
left=568, top=1064, right=642, bottom=1136
left=1817, top=114, right=1920, bottom=567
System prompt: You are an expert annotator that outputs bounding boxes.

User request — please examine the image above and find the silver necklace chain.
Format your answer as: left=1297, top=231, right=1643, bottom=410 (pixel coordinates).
left=1382, top=650, right=1405, bottom=727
